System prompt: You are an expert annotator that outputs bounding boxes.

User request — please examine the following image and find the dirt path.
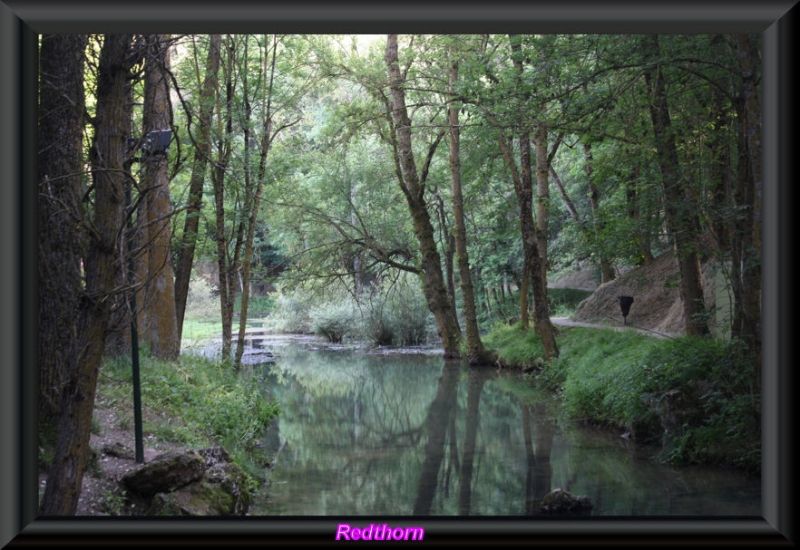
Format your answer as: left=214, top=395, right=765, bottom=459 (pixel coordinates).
left=550, top=316, right=672, bottom=339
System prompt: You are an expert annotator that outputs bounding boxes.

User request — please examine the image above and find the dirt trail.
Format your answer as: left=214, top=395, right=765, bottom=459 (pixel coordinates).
left=550, top=316, right=670, bottom=339
left=556, top=248, right=724, bottom=339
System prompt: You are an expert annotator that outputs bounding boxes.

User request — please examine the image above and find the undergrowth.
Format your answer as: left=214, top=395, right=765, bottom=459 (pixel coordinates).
left=97, top=351, right=280, bottom=482
left=484, top=323, right=761, bottom=475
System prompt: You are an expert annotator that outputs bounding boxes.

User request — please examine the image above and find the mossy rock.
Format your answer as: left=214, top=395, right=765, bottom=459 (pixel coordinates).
left=143, top=447, right=251, bottom=516
left=147, top=460, right=251, bottom=516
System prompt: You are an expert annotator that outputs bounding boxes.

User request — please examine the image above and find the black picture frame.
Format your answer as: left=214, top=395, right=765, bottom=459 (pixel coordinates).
left=2, top=1, right=795, bottom=546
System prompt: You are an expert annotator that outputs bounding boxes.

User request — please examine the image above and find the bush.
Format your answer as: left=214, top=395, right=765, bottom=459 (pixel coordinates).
left=359, top=301, right=395, bottom=346
left=385, top=283, right=434, bottom=346
left=310, top=298, right=357, bottom=343
left=264, top=291, right=312, bottom=333
left=358, top=275, right=435, bottom=347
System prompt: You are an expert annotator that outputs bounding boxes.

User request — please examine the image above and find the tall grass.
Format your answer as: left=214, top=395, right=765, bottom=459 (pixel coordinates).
left=98, top=352, right=279, bottom=459
left=484, top=323, right=760, bottom=474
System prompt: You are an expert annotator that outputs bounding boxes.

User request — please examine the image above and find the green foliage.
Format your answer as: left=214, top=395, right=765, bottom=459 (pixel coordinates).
left=234, top=293, right=275, bottom=317
left=487, top=323, right=759, bottom=473
left=264, top=274, right=435, bottom=347
left=547, top=288, right=594, bottom=317
left=98, top=352, right=280, bottom=455
left=264, top=290, right=313, bottom=334
left=96, top=488, right=136, bottom=516
left=310, top=297, right=357, bottom=343
left=483, top=322, right=546, bottom=370
left=639, top=337, right=760, bottom=473
left=181, top=318, right=223, bottom=344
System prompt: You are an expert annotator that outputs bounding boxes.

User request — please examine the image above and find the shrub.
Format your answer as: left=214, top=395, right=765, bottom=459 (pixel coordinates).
left=310, top=298, right=357, bottom=343
left=264, top=291, right=312, bottom=333
left=99, top=352, right=280, bottom=453
left=534, top=329, right=760, bottom=472
left=359, top=301, right=395, bottom=346
left=356, top=275, right=434, bottom=347
left=483, top=322, right=546, bottom=370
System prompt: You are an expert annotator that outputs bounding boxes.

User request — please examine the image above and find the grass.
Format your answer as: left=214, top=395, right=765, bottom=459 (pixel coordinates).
left=484, top=322, right=761, bottom=475
left=181, top=318, right=223, bottom=347
left=96, top=348, right=280, bottom=482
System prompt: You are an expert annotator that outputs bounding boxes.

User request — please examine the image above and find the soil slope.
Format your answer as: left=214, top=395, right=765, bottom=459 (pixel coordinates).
left=567, top=249, right=724, bottom=338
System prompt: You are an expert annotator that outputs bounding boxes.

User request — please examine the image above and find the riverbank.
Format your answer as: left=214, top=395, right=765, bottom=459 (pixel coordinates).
left=38, top=352, right=280, bottom=516
left=484, top=321, right=761, bottom=476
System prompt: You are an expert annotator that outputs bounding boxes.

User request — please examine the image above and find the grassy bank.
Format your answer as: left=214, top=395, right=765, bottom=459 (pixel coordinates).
left=484, top=323, right=761, bottom=475
left=94, top=350, right=279, bottom=483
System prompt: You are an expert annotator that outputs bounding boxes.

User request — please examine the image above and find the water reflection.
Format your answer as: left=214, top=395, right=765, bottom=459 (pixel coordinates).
left=250, top=343, right=759, bottom=517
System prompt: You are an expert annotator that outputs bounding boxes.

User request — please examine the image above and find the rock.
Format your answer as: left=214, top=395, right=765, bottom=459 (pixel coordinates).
left=539, top=488, right=593, bottom=516
left=123, top=446, right=251, bottom=516
left=122, top=450, right=206, bottom=498
left=147, top=460, right=251, bottom=516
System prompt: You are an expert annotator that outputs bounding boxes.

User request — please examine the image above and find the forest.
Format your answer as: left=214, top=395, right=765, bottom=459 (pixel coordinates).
left=36, top=33, right=762, bottom=516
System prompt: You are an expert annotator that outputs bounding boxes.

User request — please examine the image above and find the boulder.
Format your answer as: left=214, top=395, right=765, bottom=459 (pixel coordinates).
left=122, top=446, right=251, bottom=516
left=147, top=460, right=251, bottom=516
left=539, top=488, right=593, bottom=516
left=122, top=450, right=206, bottom=498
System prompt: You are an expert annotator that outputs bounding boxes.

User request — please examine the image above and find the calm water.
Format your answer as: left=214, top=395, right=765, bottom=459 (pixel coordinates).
left=204, top=335, right=761, bottom=517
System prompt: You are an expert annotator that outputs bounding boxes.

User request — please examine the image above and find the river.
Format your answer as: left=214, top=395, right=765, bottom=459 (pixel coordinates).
left=190, top=333, right=760, bottom=517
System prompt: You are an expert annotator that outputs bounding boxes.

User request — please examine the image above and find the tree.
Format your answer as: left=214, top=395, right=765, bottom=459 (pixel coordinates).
left=489, top=34, right=558, bottom=359
left=384, top=34, right=462, bottom=359
left=730, top=33, right=762, bottom=390
left=174, top=34, right=222, bottom=344
left=235, top=35, right=302, bottom=368
left=37, top=34, right=89, bottom=429
left=642, top=35, right=710, bottom=338
left=211, top=35, right=239, bottom=361
left=141, top=34, right=180, bottom=359
left=448, top=39, right=493, bottom=365
left=40, top=33, right=135, bottom=516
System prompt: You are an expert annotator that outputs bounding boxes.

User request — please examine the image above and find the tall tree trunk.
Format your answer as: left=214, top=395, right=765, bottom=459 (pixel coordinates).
left=532, top=124, right=559, bottom=358
left=384, top=34, right=462, bottom=358
left=37, top=34, right=89, bottom=429
left=643, top=35, right=710, bottom=337
left=40, top=33, right=133, bottom=516
left=435, top=195, right=458, bottom=320
left=142, top=34, right=179, bottom=359
left=213, top=36, right=236, bottom=360
left=174, top=34, right=221, bottom=344
left=496, top=34, right=558, bottom=359
left=236, top=35, right=278, bottom=368
left=448, top=53, right=491, bottom=364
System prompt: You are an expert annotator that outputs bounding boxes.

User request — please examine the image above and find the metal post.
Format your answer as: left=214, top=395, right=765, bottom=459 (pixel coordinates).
left=125, top=161, right=144, bottom=464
